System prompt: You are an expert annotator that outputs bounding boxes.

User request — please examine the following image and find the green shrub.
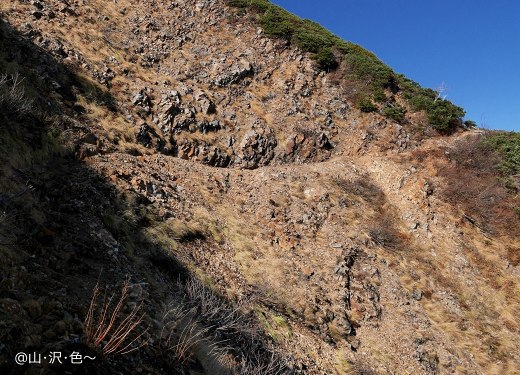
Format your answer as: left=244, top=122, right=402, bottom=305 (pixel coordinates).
left=383, top=104, right=406, bottom=123
left=464, top=120, right=477, bottom=128
left=406, top=90, right=436, bottom=111
left=313, top=48, right=338, bottom=70
left=344, top=44, right=395, bottom=90
left=293, top=30, right=331, bottom=53
left=427, top=100, right=465, bottom=132
left=482, top=132, right=520, bottom=175
left=358, top=97, right=378, bottom=113
left=227, top=0, right=271, bottom=12
left=259, top=8, right=295, bottom=38
left=373, top=89, right=387, bottom=103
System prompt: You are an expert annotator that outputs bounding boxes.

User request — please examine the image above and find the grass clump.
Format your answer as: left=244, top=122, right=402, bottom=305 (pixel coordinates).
left=255, top=308, right=292, bottom=342
left=0, top=73, right=33, bottom=116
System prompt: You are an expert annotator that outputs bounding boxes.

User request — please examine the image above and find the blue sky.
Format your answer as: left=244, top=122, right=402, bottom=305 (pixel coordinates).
left=271, top=0, right=520, bottom=131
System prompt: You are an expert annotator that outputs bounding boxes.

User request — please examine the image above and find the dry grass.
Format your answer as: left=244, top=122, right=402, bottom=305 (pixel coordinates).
left=159, top=302, right=212, bottom=364
left=158, top=277, right=293, bottom=374
left=334, top=177, right=385, bottom=206
left=368, top=217, right=407, bottom=251
left=506, top=245, right=520, bottom=266
left=84, top=279, right=148, bottom=356
left=0, top=73, right=33, bottom=116
left=145, top=217, right=207, bottom=253
left=256, top=308, right=292, bottom=342
left=75, top=91, right=135, bottom=145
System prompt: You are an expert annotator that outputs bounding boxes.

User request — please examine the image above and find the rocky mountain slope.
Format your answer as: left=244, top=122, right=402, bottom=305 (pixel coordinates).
left=0, top=0, right=519, bottom=374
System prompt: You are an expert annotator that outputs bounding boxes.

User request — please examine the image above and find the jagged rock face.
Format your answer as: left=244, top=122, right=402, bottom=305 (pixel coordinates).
left=177, top=139, right=231, bottom=167
left=157, top=90, right=182, bottom=131
left=215, top=59, right=254, bottom=87
left=136, top=123, right=165, bottom=151
left=2, top=1, right=519, bottom=375
left=95, top=0, right=367, bottom=169
left=236, top=126, right=277, bottom=169
left=279, top=131, right=334, bottom=164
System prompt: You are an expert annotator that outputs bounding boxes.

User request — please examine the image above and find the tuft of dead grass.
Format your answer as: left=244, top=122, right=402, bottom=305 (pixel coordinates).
left=0, top=73, right=33, bottom=116
left=84, top=279, right=148, bottom=356
left=158, top=277, right=294, bottom=374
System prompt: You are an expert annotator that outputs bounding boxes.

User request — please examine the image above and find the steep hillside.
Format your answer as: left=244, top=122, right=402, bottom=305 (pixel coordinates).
left=0, top=0, right=518, bottom=374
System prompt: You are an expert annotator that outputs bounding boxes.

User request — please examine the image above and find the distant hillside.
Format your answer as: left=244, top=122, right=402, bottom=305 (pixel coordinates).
left=227, top=0, right=468, bottom=133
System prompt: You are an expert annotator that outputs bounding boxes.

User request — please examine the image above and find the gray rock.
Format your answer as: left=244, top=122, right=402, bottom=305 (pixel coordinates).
left=237, top=127, right=277, bottom=169
left=215, top=59, right=254, bottom=87
left=199, top=120, right=221, bottom=133
left=132, top=89, right=152, bottom=117
left=136, top=124, right=165, bottom=151
left=195, top=91, right=216, bottom=114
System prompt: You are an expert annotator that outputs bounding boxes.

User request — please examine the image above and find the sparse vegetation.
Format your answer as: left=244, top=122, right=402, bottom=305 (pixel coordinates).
left=0, top=73, right=33, bottom=117
left=482, top=131, right=520, bottom=176
left=335, top=177, right=385, bottom=206
left=368, top=221, right=404, bottom=250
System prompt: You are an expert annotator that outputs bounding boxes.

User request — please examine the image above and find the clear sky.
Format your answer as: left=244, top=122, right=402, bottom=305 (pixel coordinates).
left=271, top=0, right=520, bottom=131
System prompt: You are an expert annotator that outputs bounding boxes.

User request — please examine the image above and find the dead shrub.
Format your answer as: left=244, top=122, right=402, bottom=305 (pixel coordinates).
left=368, top=217, right=406, bottom=250
left=84, top=279, right=148, bottom=356
left=439, top=134, right=520, bottom=236
left=335, top=177, right=385, bottom=205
